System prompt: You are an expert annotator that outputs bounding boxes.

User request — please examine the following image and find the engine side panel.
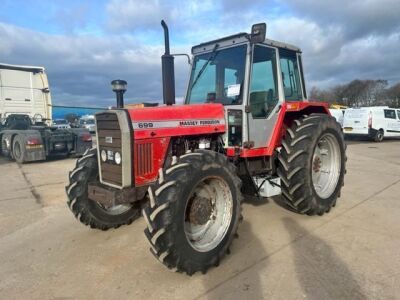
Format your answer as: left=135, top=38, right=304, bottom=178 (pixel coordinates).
left=128, top=103, right=226, bottom=140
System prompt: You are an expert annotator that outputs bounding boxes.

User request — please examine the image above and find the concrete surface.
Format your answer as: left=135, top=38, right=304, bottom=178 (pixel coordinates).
left=1, top=140, right=400, bottom=299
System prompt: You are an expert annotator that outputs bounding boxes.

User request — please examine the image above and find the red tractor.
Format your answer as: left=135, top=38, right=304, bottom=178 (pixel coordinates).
left=66, top=22, right=346, bottom=275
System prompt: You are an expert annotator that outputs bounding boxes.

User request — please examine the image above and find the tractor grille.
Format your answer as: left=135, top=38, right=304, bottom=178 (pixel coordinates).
left=135, top=143, right=153, bottom=176
left=96, top=112, right=123, bottom=187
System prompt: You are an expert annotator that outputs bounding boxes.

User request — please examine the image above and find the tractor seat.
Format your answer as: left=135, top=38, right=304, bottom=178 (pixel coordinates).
left=250, top=89, right=275, bottom=118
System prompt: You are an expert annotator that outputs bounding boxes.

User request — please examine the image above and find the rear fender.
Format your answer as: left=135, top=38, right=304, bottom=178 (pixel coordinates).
left=227, top=102, right=330, bottom=157
left=277, top=102, right=330, bottom=147
left=282, top=102, right=330, bottom=132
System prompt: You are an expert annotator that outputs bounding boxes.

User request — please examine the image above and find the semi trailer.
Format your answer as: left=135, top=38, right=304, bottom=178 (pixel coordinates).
left=0, top=63, right=92, bottom=163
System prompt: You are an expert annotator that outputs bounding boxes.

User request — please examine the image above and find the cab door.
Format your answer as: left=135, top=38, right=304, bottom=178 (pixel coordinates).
left=247, top=44, right=282, bottom=148
left=383, top=109, right=398, bottom=136
left=247, top=45, right=305, bottom=148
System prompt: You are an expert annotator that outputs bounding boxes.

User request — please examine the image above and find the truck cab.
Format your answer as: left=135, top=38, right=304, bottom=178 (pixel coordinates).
left=0, top=63, right=92, bottom=163
left=0, top=63, right=52, bottom=124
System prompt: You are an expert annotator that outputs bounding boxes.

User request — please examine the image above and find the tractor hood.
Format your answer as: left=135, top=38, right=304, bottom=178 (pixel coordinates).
left=127, top=103, right=226, bottom=139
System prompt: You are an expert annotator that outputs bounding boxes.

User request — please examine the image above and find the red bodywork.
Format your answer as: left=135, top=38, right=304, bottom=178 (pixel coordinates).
left=127, top=101, right=329, bottom=186
left=128, top=104, right=225, bottom=186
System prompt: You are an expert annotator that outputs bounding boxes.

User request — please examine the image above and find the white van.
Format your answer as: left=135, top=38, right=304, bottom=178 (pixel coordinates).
left=0, top=63, right=52, bottom=123
left=343, top=106, right=400, bottom=142
left=329, top=108, right=345, bottom=127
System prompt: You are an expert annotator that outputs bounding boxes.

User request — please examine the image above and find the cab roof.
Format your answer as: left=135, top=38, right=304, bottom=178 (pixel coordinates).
left=0, top=63, right=45, bottom=73
left=192, top=32, right=301, bottom=55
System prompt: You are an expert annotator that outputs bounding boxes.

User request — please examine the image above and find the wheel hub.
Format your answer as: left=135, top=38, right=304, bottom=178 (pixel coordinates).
left=188, top=195, right=213, bottom=225
left=184, top=177, right=233, bottom=252
left=313, top=156, right=321, bottom=173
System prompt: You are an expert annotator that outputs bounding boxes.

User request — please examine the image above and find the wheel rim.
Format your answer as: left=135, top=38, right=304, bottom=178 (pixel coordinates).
left=311, top=133, right=341, bottom=199
left=184, top=177, right=233, bottom=252
left=378, top=131, right=383, bottom=141
left=14, top=142, right=21, bottom=160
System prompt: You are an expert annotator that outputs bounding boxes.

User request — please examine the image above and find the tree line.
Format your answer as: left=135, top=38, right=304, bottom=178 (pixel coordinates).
left=309, top=79, right=400, bottom=108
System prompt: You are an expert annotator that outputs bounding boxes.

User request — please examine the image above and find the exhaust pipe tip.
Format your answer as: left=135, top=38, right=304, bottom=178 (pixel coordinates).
left=161, top=20, right=170, bottom=55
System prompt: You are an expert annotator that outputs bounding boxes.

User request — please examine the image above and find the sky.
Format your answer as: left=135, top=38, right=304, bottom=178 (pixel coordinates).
left=0, top=0, right=399, bottom=107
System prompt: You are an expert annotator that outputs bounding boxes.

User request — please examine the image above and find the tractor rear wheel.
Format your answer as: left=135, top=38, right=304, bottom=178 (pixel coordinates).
left=277, top=114, right=346, bottom=215
left=65, top=148, right=141, bottom=230
left=142, top=150, right=242, bottom=275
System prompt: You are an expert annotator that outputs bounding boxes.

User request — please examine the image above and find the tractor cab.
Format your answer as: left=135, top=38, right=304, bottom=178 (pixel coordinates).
left=185, top=25, right=307, bottom=148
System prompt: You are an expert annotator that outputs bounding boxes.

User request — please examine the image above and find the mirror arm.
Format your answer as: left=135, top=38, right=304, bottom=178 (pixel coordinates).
left=172, top=53, right=192, bottom=65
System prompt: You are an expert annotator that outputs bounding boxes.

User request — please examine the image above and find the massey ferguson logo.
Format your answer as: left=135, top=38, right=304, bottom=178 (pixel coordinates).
left=179, top=120, right=220, bottom=126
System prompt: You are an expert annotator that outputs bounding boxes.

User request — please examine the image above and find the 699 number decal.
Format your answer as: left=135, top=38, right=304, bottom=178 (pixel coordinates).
left=137, top=122, right=154, bottom=129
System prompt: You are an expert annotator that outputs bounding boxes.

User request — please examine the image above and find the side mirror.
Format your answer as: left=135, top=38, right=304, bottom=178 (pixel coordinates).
left=250, top=23, right=266, bottom=44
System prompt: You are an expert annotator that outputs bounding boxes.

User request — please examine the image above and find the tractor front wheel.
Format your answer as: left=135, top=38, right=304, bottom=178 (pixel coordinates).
left=142, top=150, right=242, bottom=275
left=277, top=114, right=346, bottom=215
left=65, top=148, right=141, bottom=230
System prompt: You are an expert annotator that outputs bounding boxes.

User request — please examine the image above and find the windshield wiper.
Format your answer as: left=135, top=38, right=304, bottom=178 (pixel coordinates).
left=188, top=44, right=219, bottom=94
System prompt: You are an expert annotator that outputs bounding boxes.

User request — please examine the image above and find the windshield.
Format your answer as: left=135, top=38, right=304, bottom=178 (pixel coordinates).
left=186, top=45, right=247, bottom=105
left=80, top=119, right=95, bottom=124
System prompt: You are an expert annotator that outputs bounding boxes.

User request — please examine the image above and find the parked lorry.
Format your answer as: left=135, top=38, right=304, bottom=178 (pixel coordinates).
left=343, top=106, right=400, bottom=142
left=0, top=63, right=92, bottom=162
left=66, top=21, right=346, bottom=275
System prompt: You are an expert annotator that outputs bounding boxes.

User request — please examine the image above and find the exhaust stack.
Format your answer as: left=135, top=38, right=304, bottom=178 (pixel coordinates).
left=161, top=20, right=175, bottom=105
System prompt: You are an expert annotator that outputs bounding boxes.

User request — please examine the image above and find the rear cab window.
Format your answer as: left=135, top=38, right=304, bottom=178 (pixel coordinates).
left=279, top=49, right=303, bottom=101
left=384, top=109, right=396, bottom=119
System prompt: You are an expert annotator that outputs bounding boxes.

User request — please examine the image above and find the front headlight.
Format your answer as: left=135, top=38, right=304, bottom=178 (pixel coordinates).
left=101, top=150, right=107, bottom=162
left=114, top=151, right=121, bottom=165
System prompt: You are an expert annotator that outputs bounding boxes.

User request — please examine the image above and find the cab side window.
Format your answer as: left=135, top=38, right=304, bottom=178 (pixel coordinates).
left=249, top=45, right=279, bottom=118
left=384, top=109, right=396, bottom=119
left=279, top=49, right=303, bottom=101
left=397, top=110, right=400, bottom=119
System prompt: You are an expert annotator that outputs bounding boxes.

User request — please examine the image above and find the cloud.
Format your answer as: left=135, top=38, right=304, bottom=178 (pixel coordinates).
left=284, top=0, right=400, bottom=39
left=51, top=3, right=90, bottom=33
left=0, top=22, right=191, bottom=107
left=1, top=0, right=399, bottom=108
left=105, top=0, right=217, bottom=33
left=106, top=0, right=166, bottom=31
